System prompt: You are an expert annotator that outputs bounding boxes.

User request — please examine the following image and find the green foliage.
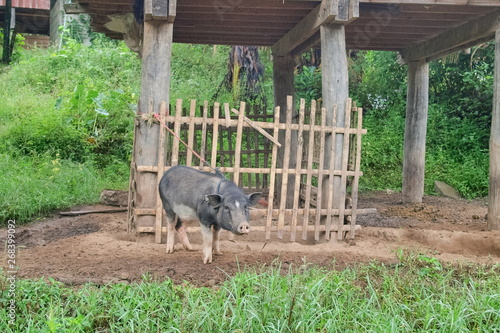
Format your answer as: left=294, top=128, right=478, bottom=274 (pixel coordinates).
left=295, top=66, right=322, bottom=102
left=349, top=49, right=491, bottom=198
left=1, top=255, right=499, bottom=331
left=0, top=153, right=126, bottom=224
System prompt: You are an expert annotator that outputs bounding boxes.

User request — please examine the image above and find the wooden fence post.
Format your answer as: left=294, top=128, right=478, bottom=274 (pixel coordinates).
left=488, top=30, right=500, bottom=230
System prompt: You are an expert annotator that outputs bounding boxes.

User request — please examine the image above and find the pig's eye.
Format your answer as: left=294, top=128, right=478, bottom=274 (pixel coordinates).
left=224, top=206, right=230, bottom=211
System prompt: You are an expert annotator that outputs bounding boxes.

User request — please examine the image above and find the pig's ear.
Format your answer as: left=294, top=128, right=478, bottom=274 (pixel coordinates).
left=205, top=194, right=223, bottom=207
left=247, top=192, right=262, bottom=206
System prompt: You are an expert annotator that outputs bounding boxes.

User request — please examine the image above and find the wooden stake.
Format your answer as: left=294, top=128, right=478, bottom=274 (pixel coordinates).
left=337, top=98, right=352, bottom=240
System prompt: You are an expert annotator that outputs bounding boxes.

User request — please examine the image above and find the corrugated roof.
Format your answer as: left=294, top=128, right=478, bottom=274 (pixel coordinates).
left=0, top=0, right=50, bottom=10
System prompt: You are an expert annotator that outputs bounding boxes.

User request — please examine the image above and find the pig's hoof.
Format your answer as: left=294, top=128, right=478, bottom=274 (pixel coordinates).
left=214, top=250, right=223, bottom=255
left=166, top=247, right=174, bottom=254
left=183, top=244, right=194, bottom=251
left=203, top=256, right=213, bottom=264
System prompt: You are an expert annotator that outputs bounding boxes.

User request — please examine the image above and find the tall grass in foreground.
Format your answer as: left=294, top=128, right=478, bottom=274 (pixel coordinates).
left=1, top=255, right=499, bottom=332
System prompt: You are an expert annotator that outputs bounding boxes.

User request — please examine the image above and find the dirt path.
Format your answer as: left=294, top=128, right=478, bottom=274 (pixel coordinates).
left=2, top=192, right=499, bottom=286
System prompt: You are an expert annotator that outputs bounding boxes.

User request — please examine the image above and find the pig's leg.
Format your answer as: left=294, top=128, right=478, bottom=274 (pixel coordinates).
left=200, top=224, right=213, bottom=264
left=166, top=215, right=176, bottom=254
left=212, top=225, right=222, bottom=255
left=176, top=218, right=193, bottom=251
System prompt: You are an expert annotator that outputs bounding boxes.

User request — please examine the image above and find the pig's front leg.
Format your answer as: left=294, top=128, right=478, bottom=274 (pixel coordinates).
left=166, top=216, right=176, bottom=254
left=212, top=225, right=222, bottom=255
left=200, top=223, right=213, bottom=264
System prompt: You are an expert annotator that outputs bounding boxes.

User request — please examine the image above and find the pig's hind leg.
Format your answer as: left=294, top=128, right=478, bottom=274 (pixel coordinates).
left=165, top=214, right=176, bottom=254
left=176, top=217, right=193, bottom=251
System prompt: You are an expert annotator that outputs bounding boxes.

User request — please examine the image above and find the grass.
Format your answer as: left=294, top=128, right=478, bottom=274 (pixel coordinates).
left=0, top=153, right=128, bottom=225
left=0, top=254, right=499, bottom=332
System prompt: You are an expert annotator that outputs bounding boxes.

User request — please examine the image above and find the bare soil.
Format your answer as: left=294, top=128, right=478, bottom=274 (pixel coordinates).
left=2, top=192, right=499, bottom=287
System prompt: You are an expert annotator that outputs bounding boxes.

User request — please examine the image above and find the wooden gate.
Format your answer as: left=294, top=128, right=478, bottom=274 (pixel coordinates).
left=128, top=97, right=374, bottom=243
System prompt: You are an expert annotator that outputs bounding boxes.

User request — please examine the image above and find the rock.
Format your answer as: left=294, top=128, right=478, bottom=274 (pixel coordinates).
left=434, top=181, right=461, bottom=199
left=100, top=190, right=129, bottom=206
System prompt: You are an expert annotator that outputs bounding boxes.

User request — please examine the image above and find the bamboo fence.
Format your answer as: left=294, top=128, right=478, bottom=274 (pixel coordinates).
left=129, top=97, right=374, bottom=243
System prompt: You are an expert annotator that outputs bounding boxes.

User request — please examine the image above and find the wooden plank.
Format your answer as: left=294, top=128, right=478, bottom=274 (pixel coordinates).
left=60, top=208, right=127, bottom=216
left=360, top=0, right=500, bottom=6
left=402, top=60, right=429, bottom=203
left=488, top=29, right=500, bottom=231
left=266, top=107, right=281, bottom=240
left=211, top=102, right=220, bottom=169
left=291, top=99, right=305, bottom=242
left=170, top=99, right=183, bottom=167
left=272, top=0, right=339, bottom=56
left=314, top=108, right=327, bottom=241
left=168, top=0, right=177, bottom=22
left=154, top=101, right=167, bottom=244
left=325, top=104, right=338, bottom=240
left=401, top=9, right=500, bottom=62
left=277, top=96, right=294, bottom=239
left=302, top=100, right=317, bottom=240
left=337, top=98, right=352, bottom=240
left=349, top=107, right=364, bottom=238
left=186, top=100, right=196, bottom=167
left=232, top=102, right=246, bottom=185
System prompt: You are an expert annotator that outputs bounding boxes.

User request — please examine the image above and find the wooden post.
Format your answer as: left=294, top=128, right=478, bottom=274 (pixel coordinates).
left=2, top=0, right=12, bottom=63
left=133, top=1, right=174, bottom=238
left=273, top=53, right=297, bottom=207
left=402, top=60, right=429, bottom=203
left=488, top=30, right=500, bottom=230
left=320, top=23, right=349, bottom=236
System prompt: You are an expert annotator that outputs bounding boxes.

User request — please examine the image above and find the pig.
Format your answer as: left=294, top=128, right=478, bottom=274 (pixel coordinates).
left=159, top=165, right=262, bottom=264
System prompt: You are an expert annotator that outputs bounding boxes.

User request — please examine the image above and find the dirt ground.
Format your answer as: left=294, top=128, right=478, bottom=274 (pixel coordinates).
left=2, top=192, right=499, bottom=287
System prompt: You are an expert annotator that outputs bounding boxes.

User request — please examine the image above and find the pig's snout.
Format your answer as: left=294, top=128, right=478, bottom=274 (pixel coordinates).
left=238, top=223, right=250, bottom=234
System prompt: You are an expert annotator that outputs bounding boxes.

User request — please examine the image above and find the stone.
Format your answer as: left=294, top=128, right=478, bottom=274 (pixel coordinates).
left=434, top=181, right=461, bottom=199
left=100, top=190, right=129, bottom=206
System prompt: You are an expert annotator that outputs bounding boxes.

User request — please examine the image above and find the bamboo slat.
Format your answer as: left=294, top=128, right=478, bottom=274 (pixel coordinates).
left=291, top=98, right=305, bottom=241
left=199, top=101, right=209, bottom=168
left=349, top=107, right=364, bottom=239
left=325, top=104, right=338, bottom=240
left=314, top=108, right=327, bottom=241
left=154, top=101, right=167, bottom=244
left=266, top=106, right=280, bottom=240
left=186, top=100, right=196, bottom=167
left=210, top=102, right=220, bottom=169
left=337, top=99, right=352, bottom=240
left=302, top=100, right=317, bottom=240
left=232, top=102, right=245, bottom=185
left=170, top=99, right=183, bottom=166
left=277, top=96, right=293, bottom=239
